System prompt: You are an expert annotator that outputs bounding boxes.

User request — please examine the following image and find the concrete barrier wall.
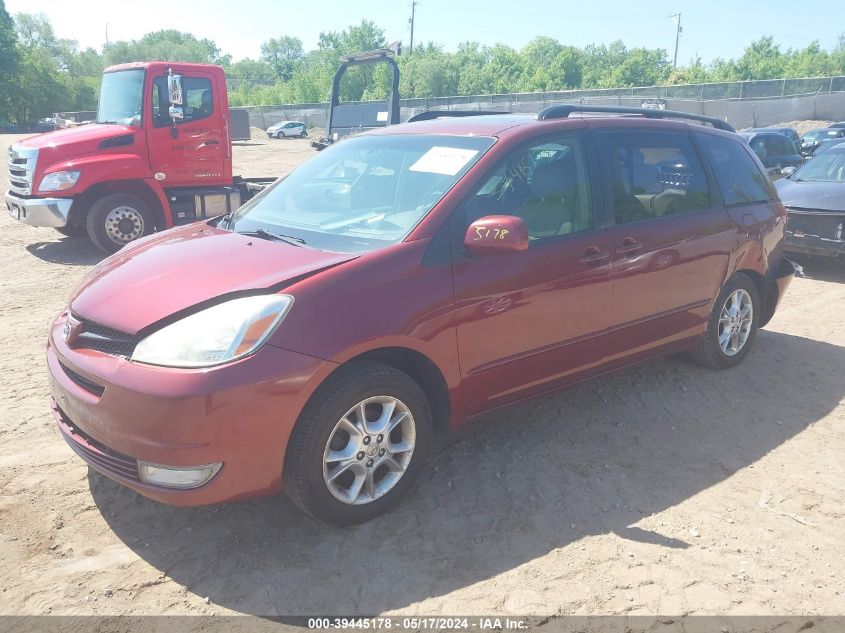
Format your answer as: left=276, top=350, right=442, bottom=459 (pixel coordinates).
left=235, top=91, right=845, bottom=133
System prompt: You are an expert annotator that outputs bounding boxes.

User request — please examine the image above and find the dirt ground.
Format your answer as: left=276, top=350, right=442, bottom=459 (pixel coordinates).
left=0, top=133, right=843, bottom=618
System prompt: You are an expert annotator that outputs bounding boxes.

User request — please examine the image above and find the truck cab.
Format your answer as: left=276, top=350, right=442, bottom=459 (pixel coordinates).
left=5, top=62, right=253, bottom=252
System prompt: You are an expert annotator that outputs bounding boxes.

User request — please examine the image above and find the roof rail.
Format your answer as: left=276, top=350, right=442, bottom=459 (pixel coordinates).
left=536, top=104, right=735, bottom=132
left=407, top=110, right=510, bottom=123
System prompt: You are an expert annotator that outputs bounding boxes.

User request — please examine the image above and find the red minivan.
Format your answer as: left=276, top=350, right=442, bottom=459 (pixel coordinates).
left=48, top=107, right=796, bottom=524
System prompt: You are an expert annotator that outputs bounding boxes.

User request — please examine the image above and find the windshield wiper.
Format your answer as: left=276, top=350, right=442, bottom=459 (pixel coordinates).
left=239, top=228, right=306, bottom=247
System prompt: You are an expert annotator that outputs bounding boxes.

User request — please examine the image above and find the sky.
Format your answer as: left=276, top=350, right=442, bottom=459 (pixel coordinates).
left=6, top=0, right=845, bottom=64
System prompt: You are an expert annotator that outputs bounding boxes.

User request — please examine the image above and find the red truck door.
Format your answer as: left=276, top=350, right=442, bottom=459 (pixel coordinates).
left=146, top=70, right=230, bottom=187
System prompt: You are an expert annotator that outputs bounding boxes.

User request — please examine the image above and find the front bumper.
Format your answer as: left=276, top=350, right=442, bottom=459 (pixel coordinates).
left=785, top=232, right=845, bottom=259
left=5, top=191, right=73, bottom=227
left=47, top=312, right=336, bottom=506
left=784, top=210, right=845, bottom=259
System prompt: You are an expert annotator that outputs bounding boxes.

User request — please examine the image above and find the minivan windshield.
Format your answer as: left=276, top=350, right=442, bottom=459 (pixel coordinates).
left=228, top=134, right=495, bottom=253
left=97, top=69, right=145, bottom=126
left=791, top=149, right=845, bottom=183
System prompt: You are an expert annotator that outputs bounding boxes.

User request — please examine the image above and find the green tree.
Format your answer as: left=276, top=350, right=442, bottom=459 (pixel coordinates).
left=227, top=58, right=276, bottom=90
left=260, top=36, right=304, bottom=81
left=104, top=29, right=230, bottom=66
left=0, top=0, right=20, bottom=120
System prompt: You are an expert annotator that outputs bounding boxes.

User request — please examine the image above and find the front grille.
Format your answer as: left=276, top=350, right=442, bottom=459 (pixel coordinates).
left=54, top=403, right=140, bottom=482
left=58, top=361, right=105, bottom=397
left=7, top=145, right=37, bottom=196
left=786, top=209, right=845, bottom=241
left=73, top=319, right=139, bottom=357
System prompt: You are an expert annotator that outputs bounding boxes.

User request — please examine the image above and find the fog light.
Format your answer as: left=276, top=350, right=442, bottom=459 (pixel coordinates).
left=137, top=461, right=222, bottom=489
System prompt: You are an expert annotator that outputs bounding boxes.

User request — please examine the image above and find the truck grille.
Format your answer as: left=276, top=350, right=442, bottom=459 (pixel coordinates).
left=7, top=144, right=38, bottom=196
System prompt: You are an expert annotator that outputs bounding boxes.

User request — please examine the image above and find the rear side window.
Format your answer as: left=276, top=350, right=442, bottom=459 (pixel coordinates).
left=697, top=134, right=772, bottom=206
left=598, top=132, right=711, bottom=225
left=768, top=135, right=795, bottom=155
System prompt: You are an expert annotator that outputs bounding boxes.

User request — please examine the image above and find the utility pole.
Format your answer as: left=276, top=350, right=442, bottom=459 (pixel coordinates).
left=408, top=1, right=417, bottom=55
left=669, top=13, right=682, bottom=67
left=105, top=23, right=110, bottom=48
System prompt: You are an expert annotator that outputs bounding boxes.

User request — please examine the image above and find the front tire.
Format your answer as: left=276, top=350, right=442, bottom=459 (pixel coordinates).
left=284, top=361, right=432, bottom=525
left=85, top=193, right=155, bottom=253
left=690, top=273, right=760, bottom=369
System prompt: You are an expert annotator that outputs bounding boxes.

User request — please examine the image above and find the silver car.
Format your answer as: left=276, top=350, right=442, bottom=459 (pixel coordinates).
left=267, top=121, right=306, bottom=139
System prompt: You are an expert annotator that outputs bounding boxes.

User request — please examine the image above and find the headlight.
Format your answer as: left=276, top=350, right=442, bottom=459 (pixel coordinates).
left=39, top=170, right=81, bottom=192
left=132, top=295, right=293, bottom=368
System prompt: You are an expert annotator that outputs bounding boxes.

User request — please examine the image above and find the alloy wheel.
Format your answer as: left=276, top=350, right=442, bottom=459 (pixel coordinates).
left=718, top=288, right=753, bottom=356
left=322, top=396, right=416, bottom=505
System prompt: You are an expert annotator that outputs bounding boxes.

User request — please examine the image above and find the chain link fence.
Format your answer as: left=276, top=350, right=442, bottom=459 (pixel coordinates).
left=244, top=76, right=845, bottom=111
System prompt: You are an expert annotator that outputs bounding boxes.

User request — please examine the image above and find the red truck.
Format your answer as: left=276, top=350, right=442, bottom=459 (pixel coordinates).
left=5, top=61, right=271, bottom=252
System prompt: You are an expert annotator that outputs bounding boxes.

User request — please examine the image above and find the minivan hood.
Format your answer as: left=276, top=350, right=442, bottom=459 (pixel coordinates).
left=775, top=178, right=845, bottom=213
left=70, top=224, right=357, bottom=335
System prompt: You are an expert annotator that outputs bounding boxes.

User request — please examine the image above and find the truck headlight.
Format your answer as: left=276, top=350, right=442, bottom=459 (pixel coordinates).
left=39, top=170, right=81, bottom=192
left=132, top=295, right=293, bottom=368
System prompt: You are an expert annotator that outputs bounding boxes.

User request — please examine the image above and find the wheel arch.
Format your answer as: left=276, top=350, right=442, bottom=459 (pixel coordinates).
left=329, top=346, right=452, bottom=437
left=733, top=267, right=774, bottom=326
left=71, top=180, right=168, bottom=230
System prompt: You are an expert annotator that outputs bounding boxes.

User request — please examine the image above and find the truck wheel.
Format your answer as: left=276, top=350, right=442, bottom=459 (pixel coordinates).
left=284, top=361, right=432, bottom=525
left=86, top=193, right=155, bottom=253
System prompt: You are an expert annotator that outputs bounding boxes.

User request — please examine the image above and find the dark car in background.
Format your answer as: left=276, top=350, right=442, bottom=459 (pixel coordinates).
left=740, top=131, right=803, bottom=178
left=810, top=138, right=845, bottom=156
left=799, top=128, right=845, bottom=156
left=744, top=126, right=800, bottom=148
left=775, top=143, right=845, bottom=260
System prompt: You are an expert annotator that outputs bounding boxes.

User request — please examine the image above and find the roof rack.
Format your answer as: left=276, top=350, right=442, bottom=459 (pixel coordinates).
left=407, top=110, right=510, bottom=123
left=535, top=104, right=735, bottom=132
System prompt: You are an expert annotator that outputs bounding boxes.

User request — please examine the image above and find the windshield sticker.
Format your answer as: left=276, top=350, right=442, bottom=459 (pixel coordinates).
left=410, top=147, right=479, bottom=176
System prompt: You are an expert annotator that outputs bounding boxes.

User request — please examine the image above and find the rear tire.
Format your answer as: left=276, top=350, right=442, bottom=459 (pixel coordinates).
left=299, top=130, right=307, bottom=138
left=689, top=273, right=760, bottom=369
left=86, top=193, right=155, bottom=254
left=284, top=361, right=432, bottom=525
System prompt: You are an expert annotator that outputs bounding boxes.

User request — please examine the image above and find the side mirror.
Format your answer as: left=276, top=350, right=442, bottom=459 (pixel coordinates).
left=781, top=165, right=797, bottom=177
left=464, top=215, right=529, bottom=256
left=167, top=73, right=184, bottom=106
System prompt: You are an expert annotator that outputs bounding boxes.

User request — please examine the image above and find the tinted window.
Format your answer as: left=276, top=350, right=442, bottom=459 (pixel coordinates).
left=767, top=135, right=794, bottom=155
left=697, top=133, right=772, bottom=206
left=152, top=76, right=214, bottom=126
left=599, top=132, right=711, bottom=224
left=465, top=135, right=593, bottom=240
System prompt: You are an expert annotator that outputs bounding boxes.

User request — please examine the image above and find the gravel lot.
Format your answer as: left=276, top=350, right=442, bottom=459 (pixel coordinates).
left=1, top=132, right=843, bottom=618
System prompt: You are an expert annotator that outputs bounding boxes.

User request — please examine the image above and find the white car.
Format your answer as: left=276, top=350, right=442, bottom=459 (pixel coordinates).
left=267, top=121, right=307, bottom=139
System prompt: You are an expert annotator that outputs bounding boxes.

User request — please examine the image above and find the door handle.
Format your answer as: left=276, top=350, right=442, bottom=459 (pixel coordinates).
left=203, top=139, right=220, bottom=146
left=615, top=238, right=644, bottom=255
left=579, top=246, right=610, bottom=266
